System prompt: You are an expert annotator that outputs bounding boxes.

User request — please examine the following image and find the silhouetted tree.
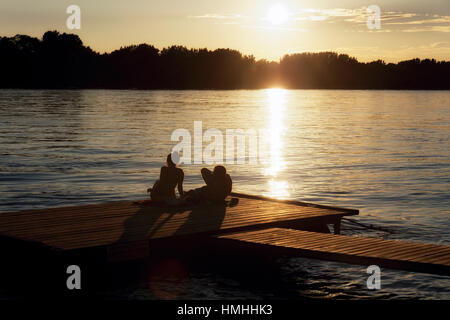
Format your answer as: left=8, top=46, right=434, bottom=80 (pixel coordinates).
left=0, top=31, right=449, bottom=90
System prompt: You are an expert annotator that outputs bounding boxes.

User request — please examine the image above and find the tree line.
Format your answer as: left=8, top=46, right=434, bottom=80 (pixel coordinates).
left=0, top=31, right=449, bottom=90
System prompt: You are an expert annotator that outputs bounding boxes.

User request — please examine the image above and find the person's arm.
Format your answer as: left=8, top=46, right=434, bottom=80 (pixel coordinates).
left=226, top=174, right=232, bottom=196
left=201, top=168, right=213, bottom=185
left=177, top=169, right=184, bottom=197
left=159, top=166, right=166, bottom=180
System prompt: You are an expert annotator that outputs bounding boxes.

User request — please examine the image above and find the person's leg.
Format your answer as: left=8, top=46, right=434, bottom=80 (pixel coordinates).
left=183, top=188, right=200, bottom=203
left=201, top=168, right=213, bottom=185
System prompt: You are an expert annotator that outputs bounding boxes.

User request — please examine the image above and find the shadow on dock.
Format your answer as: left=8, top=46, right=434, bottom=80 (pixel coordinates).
left=115, top=198, right=239, bottom=243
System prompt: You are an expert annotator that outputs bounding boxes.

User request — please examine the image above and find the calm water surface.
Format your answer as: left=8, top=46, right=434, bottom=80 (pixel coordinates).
left=0, top=89, right=449, bottom=299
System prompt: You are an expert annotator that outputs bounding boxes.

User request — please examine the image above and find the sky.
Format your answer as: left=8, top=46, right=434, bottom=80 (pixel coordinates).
left=1, top=0, right=449, bottom=62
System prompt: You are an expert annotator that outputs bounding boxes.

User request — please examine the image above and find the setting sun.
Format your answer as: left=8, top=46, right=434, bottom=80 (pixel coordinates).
left=267, top=4, right=289, bottom=25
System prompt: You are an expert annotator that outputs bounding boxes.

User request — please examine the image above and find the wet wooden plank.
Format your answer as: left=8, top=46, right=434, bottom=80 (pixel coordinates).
left=217, top=228, right=450, bottom=276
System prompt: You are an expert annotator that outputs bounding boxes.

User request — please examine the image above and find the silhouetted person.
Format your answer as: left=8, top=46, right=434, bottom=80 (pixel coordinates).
left=185, top=166, right=232, bottom=204
left=148, top=153, right=184, bottom=203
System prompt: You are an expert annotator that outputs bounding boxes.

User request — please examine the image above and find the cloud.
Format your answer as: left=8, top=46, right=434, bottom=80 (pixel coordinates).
left=430, top=42, right=450, bottom=48
left=382, top=13, right=450, bottom=32
left=292, top=7, right=450, bottom=32
left=188, top=8, right=450, bottom=33
left=188, top=14, right=247, bottom=20
left=241, top=25, right=307, bottom=32
left=402, top=26, right=450, bottom=33
left=308, top=16, right=328, bottom=22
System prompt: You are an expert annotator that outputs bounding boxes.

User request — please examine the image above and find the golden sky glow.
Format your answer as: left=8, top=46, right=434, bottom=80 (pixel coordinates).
left=1, top=0, right=449, bottom=62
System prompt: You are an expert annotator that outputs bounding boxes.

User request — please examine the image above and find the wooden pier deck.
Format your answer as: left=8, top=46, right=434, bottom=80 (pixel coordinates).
left=1, top=193, right=449, bottom=277
left=217, top=228, right=450, bottom=276
left=0, top=193, right=357, bottom=252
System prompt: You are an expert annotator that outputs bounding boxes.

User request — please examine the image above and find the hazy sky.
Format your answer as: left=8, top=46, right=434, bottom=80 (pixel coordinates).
left=1, top=0, right=449, bottom=62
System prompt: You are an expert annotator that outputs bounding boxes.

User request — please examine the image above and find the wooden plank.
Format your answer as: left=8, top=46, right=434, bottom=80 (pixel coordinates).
left=217, top=228, right=450, bottom=276
left=0, top=200, right=334, bottom=229
left=0, top=194, right=357, bottom=251
left=230, top=192, right=359, bottom=214
left=3, top=210, right=332, bottom=242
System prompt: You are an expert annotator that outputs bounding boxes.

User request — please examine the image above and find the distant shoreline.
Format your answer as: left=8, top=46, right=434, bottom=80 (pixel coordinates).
left=1, top=31, right=449, bottom=90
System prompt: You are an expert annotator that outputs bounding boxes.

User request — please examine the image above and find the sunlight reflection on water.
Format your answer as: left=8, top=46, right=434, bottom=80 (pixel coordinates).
left=264, top=88, right=289, bottom=198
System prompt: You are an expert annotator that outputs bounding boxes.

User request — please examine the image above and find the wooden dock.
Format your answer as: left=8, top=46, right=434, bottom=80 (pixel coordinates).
left=217, top=228, right=450, bottom=276
left=1, top=192, right=449, bottom=277
left=0, top=193, right=357, bottom=252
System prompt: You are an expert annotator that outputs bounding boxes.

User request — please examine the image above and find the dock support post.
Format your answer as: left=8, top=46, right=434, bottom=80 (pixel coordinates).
left=334, top=218, right=341, bottom=235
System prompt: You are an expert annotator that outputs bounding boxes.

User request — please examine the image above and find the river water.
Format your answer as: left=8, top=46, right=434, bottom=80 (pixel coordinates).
left=0, top=89, right=449, bottom=299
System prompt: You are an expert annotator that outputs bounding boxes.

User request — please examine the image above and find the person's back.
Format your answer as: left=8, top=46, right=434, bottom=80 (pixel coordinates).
left=203, top=166, right=232, bottom=203
left=150, top=154, right=184, bottom=201
left=158, top=166, right=183, bottom=198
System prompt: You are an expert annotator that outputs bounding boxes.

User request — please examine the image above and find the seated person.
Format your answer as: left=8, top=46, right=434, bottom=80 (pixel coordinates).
left=185, top=165, right=232, bottom=204
left=148, top=153, right=184, bottom=203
